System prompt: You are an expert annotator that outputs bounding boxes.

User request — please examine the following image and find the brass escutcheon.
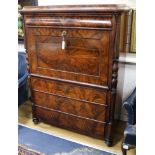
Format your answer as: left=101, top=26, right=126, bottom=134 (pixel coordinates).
left=61, top=30, right=67, bottom=36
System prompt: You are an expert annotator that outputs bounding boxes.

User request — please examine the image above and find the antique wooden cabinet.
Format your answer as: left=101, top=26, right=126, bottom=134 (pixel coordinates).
left=21, top=5, right=129, bottom=146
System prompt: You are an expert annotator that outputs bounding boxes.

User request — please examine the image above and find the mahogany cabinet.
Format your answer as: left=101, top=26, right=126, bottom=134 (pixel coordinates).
left=21, top=5, right=129, bottom=146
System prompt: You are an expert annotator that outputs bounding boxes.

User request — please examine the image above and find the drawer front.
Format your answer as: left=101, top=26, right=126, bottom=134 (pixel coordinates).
left=25, top=15, right=112, bottom=29
left=33, top=106, right=105, bottom=138
left=31, top=77, right=107, bottom=105
left=27, top=27, right=110, bottom=86
left=32, top=90, right=107, bottom=122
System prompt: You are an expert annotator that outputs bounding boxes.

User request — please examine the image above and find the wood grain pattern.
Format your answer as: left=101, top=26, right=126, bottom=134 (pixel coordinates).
left=27, top=28, right=109, bottom=86
left=25, top=16, right=112, bottom=29
left=21, top=4, right=129, bottom=13
left=33, top=106, right=105, bottom=138
left=32, top=90, right=107, bottom=122
left=22, top=5, right=129, bottom=146
left=36, top=37, right=100, bottom=76
left=30, top=77, right=107, bottom=105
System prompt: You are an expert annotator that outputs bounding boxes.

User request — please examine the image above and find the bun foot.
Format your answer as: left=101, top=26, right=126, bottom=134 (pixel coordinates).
left=105, top=139, right=113, bottom=147
left=33, top=118, right=39, bottom=124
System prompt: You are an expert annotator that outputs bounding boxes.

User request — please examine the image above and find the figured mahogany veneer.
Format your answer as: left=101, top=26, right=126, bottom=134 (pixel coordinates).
left=32, top=90, right=107, bottom=122
left=27, top=28, right=110, bottom=85
left=21, top=4, right=129, bottom=146
left=30, top=77, right=107, bottom=104
left=33, top=107, right=106, bottom=138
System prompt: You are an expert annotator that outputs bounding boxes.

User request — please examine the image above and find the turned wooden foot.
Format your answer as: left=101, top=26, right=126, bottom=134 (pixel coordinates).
left=105, top=139, right=113, bottom=147
left=33, top=118, right=39, bottom=124
left=121, top=143, right=127, bottom=155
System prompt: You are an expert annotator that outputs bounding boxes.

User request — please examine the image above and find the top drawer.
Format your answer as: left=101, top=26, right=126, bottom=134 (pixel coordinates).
left=26, top=16, right=112, bottom=86
left=25, top=15, right=112, bottom=30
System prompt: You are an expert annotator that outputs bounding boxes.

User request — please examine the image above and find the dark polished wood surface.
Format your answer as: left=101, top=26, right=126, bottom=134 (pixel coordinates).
left=21, top=4, right=129, bottom=13
left=30, top=77, right=107, bottom=104
left=32, top=90, right=107, bottom=122
left=22, top=5, right=129, bottom=146
left=27, top=28, right=110, bottom=85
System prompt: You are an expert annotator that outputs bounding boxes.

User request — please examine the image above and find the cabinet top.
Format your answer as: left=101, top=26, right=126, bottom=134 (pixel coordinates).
left=21, top=4, right=130, bottom=14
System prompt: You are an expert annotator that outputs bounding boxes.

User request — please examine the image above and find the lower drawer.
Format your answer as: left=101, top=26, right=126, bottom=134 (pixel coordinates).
left=32, top=90, right=107, bottom=122
left=33, top=106, right=105, bottom=138
left=30, top=77, right=107, bottom=105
